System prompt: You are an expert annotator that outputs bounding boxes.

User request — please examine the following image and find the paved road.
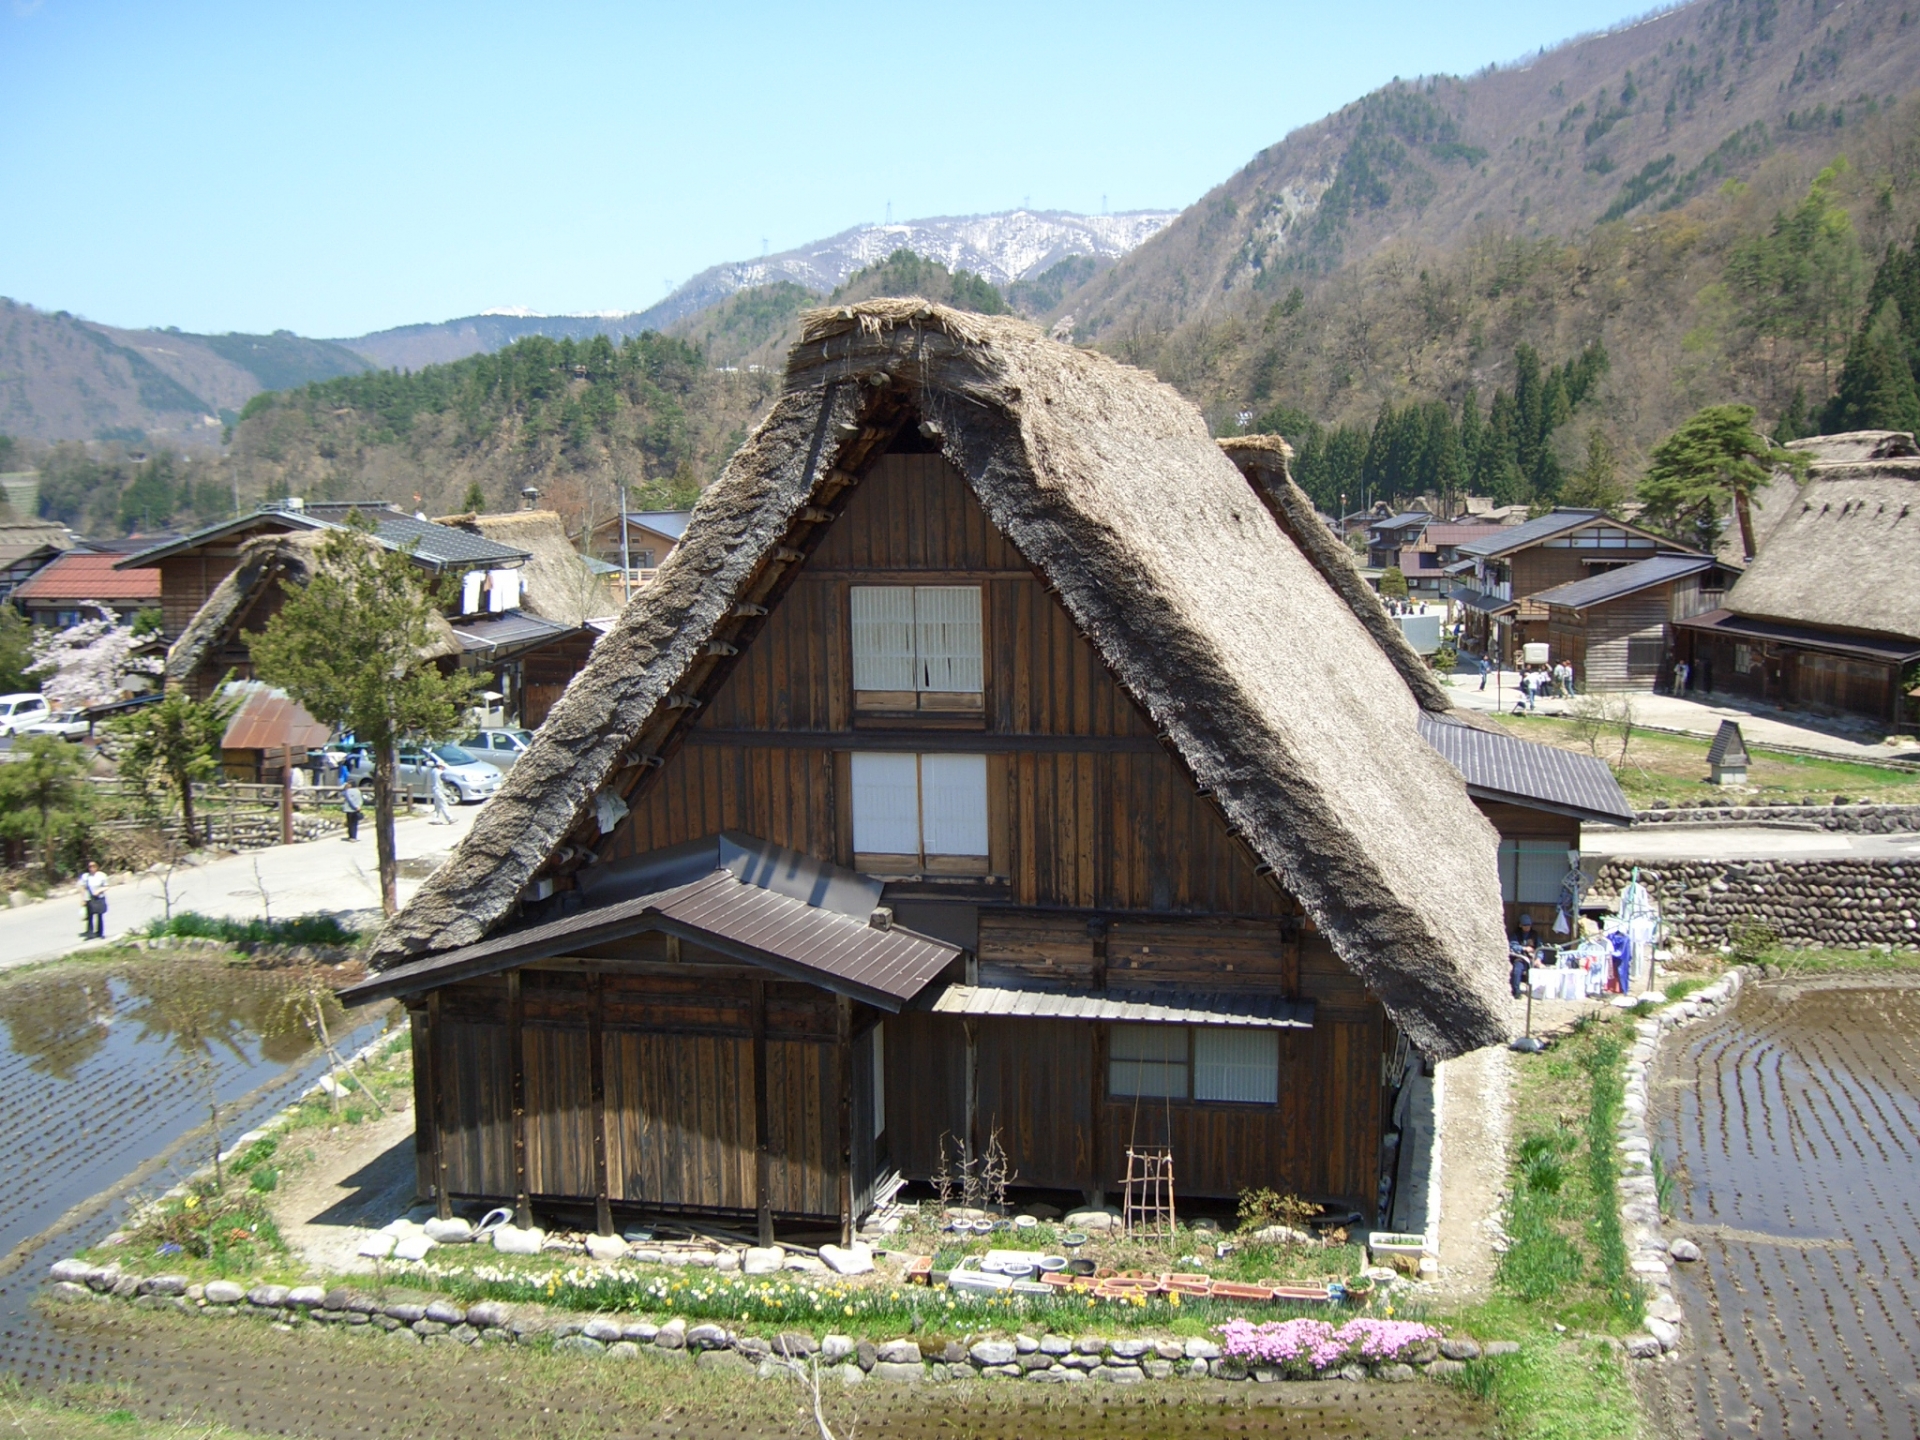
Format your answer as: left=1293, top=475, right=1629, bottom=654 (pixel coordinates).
left=1445, top=670, right=1915, bottom=764
left=1, top=803, right=480, bottom=971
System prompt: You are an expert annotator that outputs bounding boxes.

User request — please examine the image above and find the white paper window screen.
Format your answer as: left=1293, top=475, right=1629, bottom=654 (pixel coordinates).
left=851, top=587, right=916, bottom=691
left=1194, top=1028, right=1279, bottom=1104
left=872, top=1023, right=886, bottom=1139
left=851, top=753, right=920, bottom=855
left=915, top=586, right=983, bottom=692
left=1109, top=1024, right=1188, bottom=1099
left=1499, top=840, right=1568, bottom=903
left=461, top=571, right=485, bottom=615
left=919, top=754, right=988, bottom=856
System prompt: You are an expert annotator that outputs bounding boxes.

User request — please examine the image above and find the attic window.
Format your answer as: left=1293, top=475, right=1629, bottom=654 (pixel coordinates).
left=851, top=586, right=983, bottom=714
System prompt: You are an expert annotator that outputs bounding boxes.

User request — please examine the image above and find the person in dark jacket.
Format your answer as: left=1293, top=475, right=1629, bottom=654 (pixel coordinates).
left=1510, top=913, right=1539, bottom=998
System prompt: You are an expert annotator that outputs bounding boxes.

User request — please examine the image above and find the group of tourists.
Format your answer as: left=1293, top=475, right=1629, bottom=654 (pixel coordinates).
left=1384, top=597, right=1429, bottom=616
left=1513, top=660, right=1575, bottom=709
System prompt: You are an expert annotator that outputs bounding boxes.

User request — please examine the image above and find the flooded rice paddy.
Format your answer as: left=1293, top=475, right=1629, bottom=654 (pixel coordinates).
left=0, top=957, right=389, bottom=1338
left=1655, top=975, right=1920, bottom=1439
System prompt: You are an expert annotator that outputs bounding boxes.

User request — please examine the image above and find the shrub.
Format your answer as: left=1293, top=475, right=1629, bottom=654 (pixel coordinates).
left=1727, top=921, right=1778, bottom=963
left=144, top=912, right=359, bottom=947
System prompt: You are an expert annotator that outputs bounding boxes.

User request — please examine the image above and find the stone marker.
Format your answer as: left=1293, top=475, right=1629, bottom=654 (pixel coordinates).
left=819, top=1242, right=873, bottom=1275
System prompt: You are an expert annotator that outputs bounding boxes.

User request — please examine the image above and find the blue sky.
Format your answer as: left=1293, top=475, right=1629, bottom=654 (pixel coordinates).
left=2, top=0, right=1662, bottom=338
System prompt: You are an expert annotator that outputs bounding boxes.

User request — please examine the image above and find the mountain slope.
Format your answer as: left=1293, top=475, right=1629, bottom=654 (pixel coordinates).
left=336, top=209, right=1175, bottom=370
left=1064, top=0, right=1920, bottom=345
left=0, top=299, right=368, bottom=447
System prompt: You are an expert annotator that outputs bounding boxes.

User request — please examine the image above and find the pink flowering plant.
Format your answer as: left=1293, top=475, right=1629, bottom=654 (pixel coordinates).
left=1216, top=1317, right=1441, bottom=1375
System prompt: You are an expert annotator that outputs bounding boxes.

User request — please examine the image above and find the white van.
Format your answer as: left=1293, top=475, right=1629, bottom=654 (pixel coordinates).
left=0, top=694, right=48, bottom=736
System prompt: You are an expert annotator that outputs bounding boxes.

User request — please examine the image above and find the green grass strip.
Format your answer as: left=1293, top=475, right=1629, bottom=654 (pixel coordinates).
left=1580, top=1031, right=1641, bottom=1326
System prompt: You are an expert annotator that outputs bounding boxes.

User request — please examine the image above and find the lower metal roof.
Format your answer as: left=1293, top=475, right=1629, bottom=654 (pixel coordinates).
left=1419, top=712, right=1635, bottom=824
left=928, top=984, right=1314, bottom=1028
left=341, top=838, right=961, bottom=1010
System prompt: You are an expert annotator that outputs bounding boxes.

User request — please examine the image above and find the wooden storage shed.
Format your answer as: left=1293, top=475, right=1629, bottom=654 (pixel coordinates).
left=350, top=302, right=1511, bottom=1241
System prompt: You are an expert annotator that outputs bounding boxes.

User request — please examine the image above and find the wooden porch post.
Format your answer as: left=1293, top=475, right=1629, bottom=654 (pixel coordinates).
left=836, top=995, right=853, bottom=1246
left=752, top=980, right=773, bottom=1245
left=589, top=971, right=613, bottom=1236
left=507, top=970, right=531, bottom=1228
left=426, top=990, right=451, bottom=1219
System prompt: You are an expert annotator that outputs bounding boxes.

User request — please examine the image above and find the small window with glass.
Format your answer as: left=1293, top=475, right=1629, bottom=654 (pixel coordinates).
left=1108, top=1024, right=1280, bottom=1105
left=851, top=585, right=983, bottom=714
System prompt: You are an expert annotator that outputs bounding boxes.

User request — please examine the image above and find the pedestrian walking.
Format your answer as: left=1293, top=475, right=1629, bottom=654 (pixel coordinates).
left=80, top=861, right=108, bottom=940
left=342, top=779, right=364, bottom=841
left=1674, top=660, right=1690, bottom=696
left=1478, top=654, right=1490, bottom=691
left=429, top=766, right=454, bottom=825
left=1510, top=913, right=1539, bottom=999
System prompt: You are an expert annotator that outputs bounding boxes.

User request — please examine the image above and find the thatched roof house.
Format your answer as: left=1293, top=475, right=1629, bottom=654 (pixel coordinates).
left=1677, top=430, right=1920, bottom=724
left=165, top=531, right=461, bottom=697
left=373, top=300, right=1509, bottom=1060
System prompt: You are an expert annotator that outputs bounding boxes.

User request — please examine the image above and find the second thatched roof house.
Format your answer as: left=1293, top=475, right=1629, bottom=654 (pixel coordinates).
left=1676, top=430, right=1920, bottom=727
left=345, top=301, right=1510, bottom=1242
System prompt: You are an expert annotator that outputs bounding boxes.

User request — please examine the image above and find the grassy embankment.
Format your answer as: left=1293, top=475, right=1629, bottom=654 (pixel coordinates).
left=1492, top=712, right=1920, bottom=809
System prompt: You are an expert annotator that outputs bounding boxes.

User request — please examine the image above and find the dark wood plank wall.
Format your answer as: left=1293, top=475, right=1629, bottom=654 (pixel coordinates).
left=419, top=968, right=851, bottom=1218
left=602, top=452, right=1282, bottom=916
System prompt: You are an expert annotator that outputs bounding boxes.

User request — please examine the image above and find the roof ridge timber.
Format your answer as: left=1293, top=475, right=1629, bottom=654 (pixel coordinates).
left=369, top=298, right=1511, bottom=1059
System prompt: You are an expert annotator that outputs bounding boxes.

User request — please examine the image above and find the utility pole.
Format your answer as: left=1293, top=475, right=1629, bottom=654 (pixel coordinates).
left=619, top=473, right=632, bottom=605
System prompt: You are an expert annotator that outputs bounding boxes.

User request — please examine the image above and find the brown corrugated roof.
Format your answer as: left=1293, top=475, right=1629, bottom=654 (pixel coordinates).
left=221, top=685, right=331, bottom=752
left=340, top=868, right=961, bottom=1009
left=13, top=550, right=160, bottom=602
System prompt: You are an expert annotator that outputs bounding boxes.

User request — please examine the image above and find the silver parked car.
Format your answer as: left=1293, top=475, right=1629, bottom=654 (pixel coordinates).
left=460, top=728, right=534, bottom=773
left=396, top=743, right=503, bottom=803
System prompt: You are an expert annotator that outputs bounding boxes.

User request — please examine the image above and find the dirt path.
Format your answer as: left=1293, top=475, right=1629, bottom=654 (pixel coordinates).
left=271, top=1109, right=420, bottom=1274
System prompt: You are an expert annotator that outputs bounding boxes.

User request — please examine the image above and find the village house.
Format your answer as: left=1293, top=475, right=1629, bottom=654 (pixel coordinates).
left=1452, top=509, right=1703, bottom=667
left=10, top=546, right=161, bottom=628
left=0, top=520, right=77, bottom=604
left=1534, top=553, right=1741, bottom=691
left=1673, top=431, right=1920, bottom=728
left=156, top=506, right=605, bottom=729
left=1364, top=510, right=1433, bottom=569
left=588, top=508, right=694, bottom=600
left=344, top=304, right=1510, bottom=1244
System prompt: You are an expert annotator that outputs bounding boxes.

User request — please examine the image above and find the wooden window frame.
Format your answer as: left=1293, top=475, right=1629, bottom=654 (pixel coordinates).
left=850, top=750, right=991, bottom=877
left=1104, top=1024, right=1282, bottom=1109
left=851, top=584, right=985, bottom=724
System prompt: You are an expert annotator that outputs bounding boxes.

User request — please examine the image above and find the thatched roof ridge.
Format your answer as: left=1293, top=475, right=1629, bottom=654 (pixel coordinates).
left=165, top=531, right=459, bottom=689
left=1726, top=440, right=1920, bottom=642
left=436, top=510, right=614, bottom=625
left=372, top=300, right=1510, bottom=1058
left=1219, top=437, right=1454, bottom=715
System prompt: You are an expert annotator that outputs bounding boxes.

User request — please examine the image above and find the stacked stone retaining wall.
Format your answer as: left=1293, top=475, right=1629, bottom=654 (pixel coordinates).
left=1631, top=802, right=1920, bottom=833
left=1593, top=858, right=1920, bottom=947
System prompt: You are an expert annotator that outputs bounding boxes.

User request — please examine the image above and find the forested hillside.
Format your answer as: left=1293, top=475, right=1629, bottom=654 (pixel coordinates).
left=1053, top=0, right=1920, bottom=509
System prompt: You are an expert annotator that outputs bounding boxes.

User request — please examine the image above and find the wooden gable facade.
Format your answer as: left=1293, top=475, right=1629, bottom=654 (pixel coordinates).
left=400, top=445, right=1395, bottom=1238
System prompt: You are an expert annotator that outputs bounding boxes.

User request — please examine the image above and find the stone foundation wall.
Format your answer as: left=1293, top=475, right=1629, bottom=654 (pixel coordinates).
left=1632, top=802, right=1920, bottom=833
left=1593, top=858, right=1920, bottom=947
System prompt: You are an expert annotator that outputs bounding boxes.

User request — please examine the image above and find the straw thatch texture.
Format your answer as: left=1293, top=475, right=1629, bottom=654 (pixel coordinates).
left=165, top=531, right=460, bottom=689
left=372, top=300, right=1510, bottom=1058
left=1728, top=431, right=1920, bottom=641
left=436, top=510, right=615, bottom=624
left=1219, top=436, right=1454, bottom=714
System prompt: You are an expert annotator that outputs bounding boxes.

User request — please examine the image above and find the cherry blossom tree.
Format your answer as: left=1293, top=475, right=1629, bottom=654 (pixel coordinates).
left=26, top=606, right=163, bottom=711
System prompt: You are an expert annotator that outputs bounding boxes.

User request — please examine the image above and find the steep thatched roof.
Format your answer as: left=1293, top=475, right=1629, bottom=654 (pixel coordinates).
left=165, top=531, right=459, bottom=689
left=370, top=299, right=1511, bottom=1058
left=1219, top=436, right=1454, bottom=715
left=1726, top=430, right=1920, bottom=641
left=435, top=510, right=616, bottom=625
